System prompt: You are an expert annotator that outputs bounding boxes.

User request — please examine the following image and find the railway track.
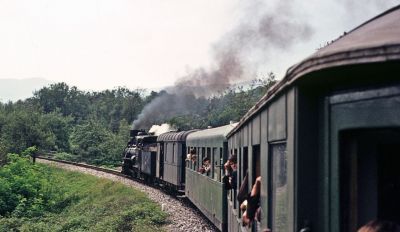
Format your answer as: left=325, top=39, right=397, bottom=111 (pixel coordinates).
left=38, top=155, right=126, bottom=177
left=37, top=155, right=218, bottom=232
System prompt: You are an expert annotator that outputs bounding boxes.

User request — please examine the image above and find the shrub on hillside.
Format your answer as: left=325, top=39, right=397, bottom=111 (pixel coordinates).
left=0, top=151, right=70, bottom=218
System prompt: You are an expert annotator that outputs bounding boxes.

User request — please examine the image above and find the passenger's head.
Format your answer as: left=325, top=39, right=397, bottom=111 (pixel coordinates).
left=358, top=220, right=400, bottom=232
left=228, top=154, right=237, bottom=170
left=228, top=154, right=237, bottom=164
left=203, top=157, right=210, bottom=164
left=189, top=149, right=196, bottom=155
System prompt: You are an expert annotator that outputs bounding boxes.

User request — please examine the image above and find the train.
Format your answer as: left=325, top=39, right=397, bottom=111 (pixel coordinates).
left=122, top=6, right=400, bottom=232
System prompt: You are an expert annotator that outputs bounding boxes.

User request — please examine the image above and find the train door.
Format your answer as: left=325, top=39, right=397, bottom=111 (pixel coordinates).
left=327, top=85, right=400, bottom=232
left=340, top=129, right=400, bottom=231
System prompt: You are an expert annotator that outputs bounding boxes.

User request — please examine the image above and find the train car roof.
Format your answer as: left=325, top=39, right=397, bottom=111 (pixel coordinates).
left=157, top=130, right=198, bottom=142
left=187, top=123, right=238, bottom=147
left=228, top=5, right=400, bottom=138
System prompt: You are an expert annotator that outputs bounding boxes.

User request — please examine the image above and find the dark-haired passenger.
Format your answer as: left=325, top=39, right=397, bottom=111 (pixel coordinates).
left=186, top=148, right=197, bottom=169
left=242, top=176, right=262, bottom=227
left=358, top=220, right=400, bottom=232
left=223, top=154, right=237, bottom=190
left=199, top=157, right=211, bottom=176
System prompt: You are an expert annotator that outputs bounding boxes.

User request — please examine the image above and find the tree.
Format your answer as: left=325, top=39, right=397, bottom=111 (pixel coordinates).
left=41, top=111, right=73, bottom=151
left=0, top=110, right=56, bottom=154
left=69, top=120, right=127, bottom=166
left=32, top=83, right=89, bottom=122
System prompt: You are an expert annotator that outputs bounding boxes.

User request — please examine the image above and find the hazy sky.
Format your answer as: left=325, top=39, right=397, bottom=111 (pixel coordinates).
left=0, top=0, right=398, bottom=91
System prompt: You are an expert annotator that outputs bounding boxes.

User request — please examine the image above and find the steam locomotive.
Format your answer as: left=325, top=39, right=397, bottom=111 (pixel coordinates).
left=122, top=129, right=158, bottom=182
left=122, top=6, right=400, bottom=232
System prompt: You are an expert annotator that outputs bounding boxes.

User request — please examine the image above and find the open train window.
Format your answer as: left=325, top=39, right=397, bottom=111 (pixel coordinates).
left=220, top=148, right=223, bottom=182
left=234, top=148, right=240, bottom=209
left=194, top=147, right=199, bottom=171
left=252, top=145, right=261, bottom=183
left=185, top=147, right=189, bottom=168
left=242, top=147, right=248, bottom=182
left=201, top=147, right=212, bottom=177
left=340, top=129, right=400, bottom=231
left=239, top=147, right=248, bottom=218
left=212, top=147, right=220, bottom=181
left=268, top=142, right=288, bottom=231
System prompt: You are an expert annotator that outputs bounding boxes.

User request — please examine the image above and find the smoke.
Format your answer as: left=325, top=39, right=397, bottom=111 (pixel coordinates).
left=132, top=90, right=208, bottom=129
left=133, top=0, right=314, bottom=129
left=338, top=0, right=399, bottom=18
left=133, top=0, right=400, bottom=130
left=148, top=123, right=176, bottom=136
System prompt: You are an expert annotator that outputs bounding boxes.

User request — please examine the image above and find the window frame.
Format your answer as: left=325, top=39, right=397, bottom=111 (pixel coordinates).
left=268, top=141, right=288, bottom=231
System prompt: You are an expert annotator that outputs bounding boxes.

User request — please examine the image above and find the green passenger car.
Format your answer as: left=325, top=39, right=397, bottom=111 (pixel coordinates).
left=227, top=6, right=400, bottom=232
left=185, top=123, right=237, bottom=232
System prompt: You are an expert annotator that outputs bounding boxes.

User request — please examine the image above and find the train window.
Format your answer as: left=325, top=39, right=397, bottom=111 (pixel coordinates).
left=220, top=148, right=223, bottom=181
left=242, top=147, right=248, bottom=181
left=194, top=147, right=198, bottom=171
left=238, top=147, right=248, bottom=218
left=166, top=143, right=173, bottom=163
left=172, top=143, right=175, bottom=164
left=340, top=129, right=400, bottom=231
left=186, top=147, right=191, bottom=168
left=193, top=147, right=197, bottom=170
left=253, top=145, right=261, bottom=183
left=164, top=144, right=168, bottom=162
left=269, top=143, right=288, bottom=231
left=213, top=147, right=220, bottom=181
left=199, top=148, right=204, bottom=173
left=206, top=147, right=211, bottom=177
left=234, top=148, right=239, bottom=209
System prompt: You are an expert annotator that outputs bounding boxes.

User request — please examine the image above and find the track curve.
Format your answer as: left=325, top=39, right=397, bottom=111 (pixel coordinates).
left=37, top=157, right=218, bottom=232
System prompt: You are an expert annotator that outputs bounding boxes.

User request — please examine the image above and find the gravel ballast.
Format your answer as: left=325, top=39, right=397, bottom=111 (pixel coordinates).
left=38, top=159, right=217, bottom=232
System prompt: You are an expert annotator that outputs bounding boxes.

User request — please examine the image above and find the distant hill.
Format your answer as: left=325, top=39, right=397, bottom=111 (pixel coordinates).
left=0, top=78, right=54, bottom=102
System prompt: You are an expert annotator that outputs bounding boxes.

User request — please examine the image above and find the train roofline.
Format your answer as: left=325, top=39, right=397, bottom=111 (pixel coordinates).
left=187, top=123, right=238, bottom=145
left=227, top=4, right=400, bottom=138
left=157, top=129, right=199, bottom=142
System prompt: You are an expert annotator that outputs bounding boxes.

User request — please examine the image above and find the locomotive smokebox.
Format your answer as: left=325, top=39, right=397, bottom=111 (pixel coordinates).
left=130, top=129, right=145, bottom=137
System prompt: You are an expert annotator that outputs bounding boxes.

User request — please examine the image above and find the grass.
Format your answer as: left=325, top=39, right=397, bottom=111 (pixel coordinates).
left=0, top=158, right=167, bottom=232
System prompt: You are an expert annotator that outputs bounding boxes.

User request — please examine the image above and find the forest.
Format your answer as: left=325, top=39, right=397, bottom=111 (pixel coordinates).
left=0, top=74, right=276, bottom=167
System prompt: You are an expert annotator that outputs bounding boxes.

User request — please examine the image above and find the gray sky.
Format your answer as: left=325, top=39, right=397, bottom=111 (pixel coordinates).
left=0, top=0, right=398, bottom=92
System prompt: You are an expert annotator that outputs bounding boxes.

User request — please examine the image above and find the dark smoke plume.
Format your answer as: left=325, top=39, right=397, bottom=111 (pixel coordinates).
left=132, top=0, right=313, bottom=129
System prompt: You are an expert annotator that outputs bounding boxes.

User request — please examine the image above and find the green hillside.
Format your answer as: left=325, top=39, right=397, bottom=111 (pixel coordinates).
left=0, top=151, right=167, bottom=232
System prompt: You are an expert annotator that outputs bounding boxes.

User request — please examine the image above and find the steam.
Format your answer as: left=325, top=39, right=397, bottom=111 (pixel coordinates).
left=149, top=123, right=176, bottom=136
left=133, top=0, right=314, bottom=129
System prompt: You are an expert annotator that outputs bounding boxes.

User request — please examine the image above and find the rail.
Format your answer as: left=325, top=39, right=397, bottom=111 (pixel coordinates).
left=37, top=155, right=126, bottom=178
left=37, top=155, right=219, bottom=232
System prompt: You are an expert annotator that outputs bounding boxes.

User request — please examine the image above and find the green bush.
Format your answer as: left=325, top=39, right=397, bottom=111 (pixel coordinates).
left=0, top=153, right=68, bottom=218
left=0, top=148, right=167, bottom=231
left=53, top=152, right=80, bottom=162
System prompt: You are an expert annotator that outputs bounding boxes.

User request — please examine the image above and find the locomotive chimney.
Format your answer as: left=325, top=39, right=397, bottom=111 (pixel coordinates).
left=130, top=129, right=145, bottom=137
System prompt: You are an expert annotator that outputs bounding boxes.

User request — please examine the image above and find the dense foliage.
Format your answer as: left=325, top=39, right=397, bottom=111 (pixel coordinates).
left=0, top=151, right=167, bottom=231
left=0, top=74, right=276, bottom=166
